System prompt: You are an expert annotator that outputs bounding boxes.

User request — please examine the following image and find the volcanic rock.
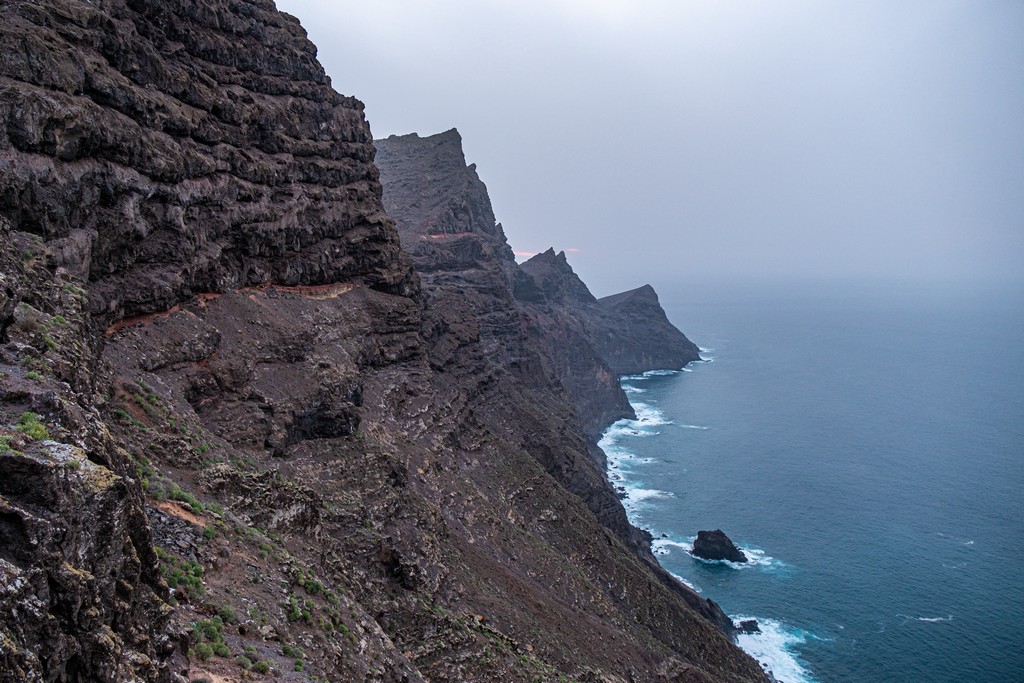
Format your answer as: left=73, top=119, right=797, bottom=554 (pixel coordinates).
left=693, top=529, right=749, bottom=563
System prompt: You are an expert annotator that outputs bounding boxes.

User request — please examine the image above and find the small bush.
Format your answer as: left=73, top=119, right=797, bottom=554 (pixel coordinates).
left=213, top=642, right=231, bottom=658
left=252, top=660, right=271, bottom=674
left=168, top=485, right=205, bottom=512
left=217, top=604, right=236, bottom=623
left=194, top=642, right=214, bottom=661
left=235, top=655, right=253, bottom=669
left=15, top=412, right=50, bottom=441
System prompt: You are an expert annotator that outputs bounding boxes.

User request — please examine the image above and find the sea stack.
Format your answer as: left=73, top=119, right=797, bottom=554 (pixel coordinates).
left=693, top=529, right=748, bottom=563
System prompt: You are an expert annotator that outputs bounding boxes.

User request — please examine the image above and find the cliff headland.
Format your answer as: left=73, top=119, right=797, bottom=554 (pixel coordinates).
left=0, top=2, right=767, bottom=681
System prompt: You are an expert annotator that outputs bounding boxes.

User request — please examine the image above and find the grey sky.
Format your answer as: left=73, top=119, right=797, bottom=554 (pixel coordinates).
left=278, top=0, right=1023, bottom=295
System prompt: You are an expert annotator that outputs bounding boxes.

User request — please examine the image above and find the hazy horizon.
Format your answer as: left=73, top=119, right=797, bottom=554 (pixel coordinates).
left=278, top=0, right=1023, bottom=297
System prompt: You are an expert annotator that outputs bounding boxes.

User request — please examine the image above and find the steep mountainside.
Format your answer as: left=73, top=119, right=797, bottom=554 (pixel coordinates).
left=375, top=129, right=744, bottom=639
left=1, top=2, right=766, bottom=683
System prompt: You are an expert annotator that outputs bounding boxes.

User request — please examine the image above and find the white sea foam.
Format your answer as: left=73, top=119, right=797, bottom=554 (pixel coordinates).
left=898, top=613, right=954, bottom=623
left=622, top=385, right=647, bottom=394
left=698, top=346, right=715, bottom=353
left=643, top=368, right=680, bottom=376
left=679, top=540, right=787, bottom=571
left=651, top=538, right=693, bottom=556
left=679, top=424, right=710, bottom=430
left=668, top=569, right=701, bottom=593
left=733, top=616, right=819, bottom=683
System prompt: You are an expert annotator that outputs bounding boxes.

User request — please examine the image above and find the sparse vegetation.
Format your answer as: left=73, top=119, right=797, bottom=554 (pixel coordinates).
left=156, top=547, right=205, bottom=599
left=168, top=484, right=205, bottom=512
left=217, top=604, right=236, bottom=623
left=15, top=412, right=49, bottom=441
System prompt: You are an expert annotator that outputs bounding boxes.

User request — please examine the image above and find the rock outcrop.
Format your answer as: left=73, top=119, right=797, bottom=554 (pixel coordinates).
left=693, top=529, right=749, bottom=563
left=1, top=220, right=179, bottom=683
left=0, top=2, right=768, bottom=682
left=593, top=284, right=702, bottom=375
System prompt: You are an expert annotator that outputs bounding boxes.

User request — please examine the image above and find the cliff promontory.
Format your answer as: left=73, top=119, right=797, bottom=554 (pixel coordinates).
left=1, top=2, right=766, bottom=682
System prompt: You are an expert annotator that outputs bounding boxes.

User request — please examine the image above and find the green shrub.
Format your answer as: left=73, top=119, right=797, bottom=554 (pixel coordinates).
left=281, top=644, right=303, bottom=659
left=194, top=643, right=214, bottom=661
left=235, top=655, right=252, bottom=669
left=217, top=604, right=236, bottom=623
left=168, top=485, right=205, bottom=512
left=15, top=412, right=49, bottom=440
left=213, top=642, right=231, bottom=658
left=252, top=660, right=271, bottom=674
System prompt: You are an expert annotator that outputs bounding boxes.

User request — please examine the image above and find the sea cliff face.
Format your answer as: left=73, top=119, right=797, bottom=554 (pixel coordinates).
left=0, top=2, right=767, bottom=682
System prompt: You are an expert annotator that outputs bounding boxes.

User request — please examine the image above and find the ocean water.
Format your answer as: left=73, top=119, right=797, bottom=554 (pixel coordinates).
left=600, top=280, right=1024, bottom=683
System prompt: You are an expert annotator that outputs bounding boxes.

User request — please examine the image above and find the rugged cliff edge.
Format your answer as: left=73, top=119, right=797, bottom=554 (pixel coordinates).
left=1, top=2, right=768, bottom=682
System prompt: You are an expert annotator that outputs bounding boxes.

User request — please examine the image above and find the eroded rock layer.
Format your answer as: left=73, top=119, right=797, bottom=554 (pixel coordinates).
left=0, top=2, right=767, bottom=682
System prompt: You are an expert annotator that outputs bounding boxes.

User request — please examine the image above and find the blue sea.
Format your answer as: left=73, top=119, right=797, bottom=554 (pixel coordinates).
left=599, top=280, right=1024, bottom=683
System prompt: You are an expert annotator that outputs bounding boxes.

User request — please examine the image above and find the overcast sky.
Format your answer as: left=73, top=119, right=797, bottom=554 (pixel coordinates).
left=278, top=0, right=1022, bottom=295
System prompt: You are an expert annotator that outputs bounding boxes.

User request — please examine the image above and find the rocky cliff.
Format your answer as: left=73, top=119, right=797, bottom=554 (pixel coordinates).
left=0, top=2, right=767, bottom=682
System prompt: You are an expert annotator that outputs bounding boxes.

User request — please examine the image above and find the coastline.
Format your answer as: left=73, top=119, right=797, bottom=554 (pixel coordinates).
left=597, top=362, right=818, bottom=683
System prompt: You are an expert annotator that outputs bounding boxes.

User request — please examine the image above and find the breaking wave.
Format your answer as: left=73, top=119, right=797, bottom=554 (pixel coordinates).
left=733, top=616, right=821, bottom=683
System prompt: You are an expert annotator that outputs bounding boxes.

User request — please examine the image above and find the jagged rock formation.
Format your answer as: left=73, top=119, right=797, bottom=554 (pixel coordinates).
left=518, top=247, right=700, bottom=438
left=593, top=284, right=701, bottom=375
left=0, top=0, right=412, bottom=327
left=0, top=220, right=180, bottom=683
left=0, top=2, right=768, bottom=683
left=693, top=530, right=749, bottom=563
left=375, top=129, right=746, bottom=640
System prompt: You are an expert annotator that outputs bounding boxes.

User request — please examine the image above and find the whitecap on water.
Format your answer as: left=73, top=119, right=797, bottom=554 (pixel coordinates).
left=897, top=613, right=953, bottom=623
left=668, top=569, right=701, bottom=593
left=733, top=616, right=820, bottom=683
left=651, top=537, right=693, bottom=556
